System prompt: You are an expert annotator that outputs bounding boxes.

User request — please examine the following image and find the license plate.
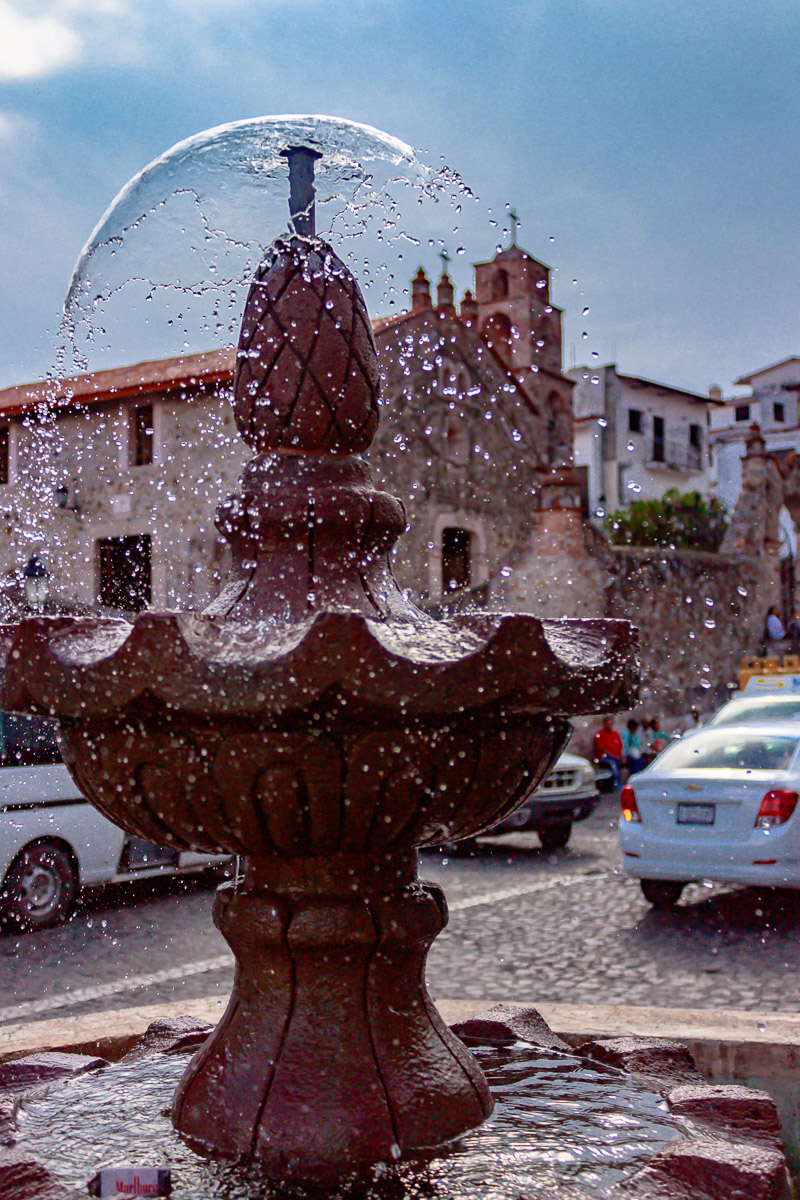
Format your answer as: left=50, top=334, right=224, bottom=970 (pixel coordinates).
left=677, top=803, right=715, bottom=825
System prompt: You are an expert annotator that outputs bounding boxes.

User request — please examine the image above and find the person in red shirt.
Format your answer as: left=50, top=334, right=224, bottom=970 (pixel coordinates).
left=593, top=716, right=623, bottom=789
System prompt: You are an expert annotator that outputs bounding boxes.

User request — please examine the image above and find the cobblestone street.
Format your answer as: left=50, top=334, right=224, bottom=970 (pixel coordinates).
left=3, top=795, right=800, bottom=1027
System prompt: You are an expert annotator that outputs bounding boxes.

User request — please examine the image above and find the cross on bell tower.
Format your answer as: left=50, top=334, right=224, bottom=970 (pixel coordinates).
left=509, top=209, right=519, bottom=247
left=436, top=247, right=455, bottom=312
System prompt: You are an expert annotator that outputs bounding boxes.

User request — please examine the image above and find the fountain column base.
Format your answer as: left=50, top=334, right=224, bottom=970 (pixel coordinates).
left=172, top=852, right=493, bottom=1177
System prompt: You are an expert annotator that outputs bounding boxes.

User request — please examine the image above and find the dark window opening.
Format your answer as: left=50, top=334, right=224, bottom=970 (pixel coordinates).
left=774, top=402, right=786, bottom=423
left=445, top=415, right=470, bottom=464
left=652, top=416, right=665, bottom=463
left=132, top=404, right=154, bottom=466
left=0, top=427, right=9, bottom=486
left=491, top=270, right=509, bottom=301
left=574, top=464, right=590, bottom=516
left=689, top=424, right=701, bottom=448
left=99, top=534, right=152, bottom=611
left=628, top=408, right=642, bottom=434
left=482, top=312, right=513, bottom=366
left=441, top=527, right=472, bottom=593
left=735, top=404, right=750, bottom=422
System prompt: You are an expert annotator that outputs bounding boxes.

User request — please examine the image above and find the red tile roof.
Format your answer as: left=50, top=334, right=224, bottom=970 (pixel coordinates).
left=0, top=348, right=235, bottom=418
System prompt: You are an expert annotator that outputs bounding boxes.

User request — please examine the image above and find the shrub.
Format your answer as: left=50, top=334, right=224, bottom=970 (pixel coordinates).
left=603, top=489, right=729, bottom=552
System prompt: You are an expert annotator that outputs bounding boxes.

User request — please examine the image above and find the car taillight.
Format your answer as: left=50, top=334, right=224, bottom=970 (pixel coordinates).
left=755, top=789, right=799, bottom=828
left=621, top=785, right=641, bottom=823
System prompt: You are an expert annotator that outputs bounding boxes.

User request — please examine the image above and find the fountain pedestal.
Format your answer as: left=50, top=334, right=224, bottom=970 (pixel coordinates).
left=175, top=854, right=489, bottom=1172
left=1, top=156, right=638, bottom=1179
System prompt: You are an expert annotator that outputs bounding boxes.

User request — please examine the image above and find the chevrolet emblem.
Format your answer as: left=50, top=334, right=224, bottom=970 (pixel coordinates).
left=685, top=784, right=703, bottom=791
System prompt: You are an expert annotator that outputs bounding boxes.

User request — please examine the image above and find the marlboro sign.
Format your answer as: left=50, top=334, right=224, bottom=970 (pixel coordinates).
left=87, top=1167, right=172, bottom=1197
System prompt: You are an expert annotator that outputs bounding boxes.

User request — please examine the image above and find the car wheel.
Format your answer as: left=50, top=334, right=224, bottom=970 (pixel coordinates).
left=640, top=879, right=684, bottom=908
left=1, top=841, right=78, bottom=932
left=538, top=822, right=572, bottom=851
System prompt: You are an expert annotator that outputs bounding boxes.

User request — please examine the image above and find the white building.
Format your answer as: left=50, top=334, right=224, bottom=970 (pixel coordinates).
left=710, top=356, right=800, bottom=497
left=568, top=363, right=717, bottom=518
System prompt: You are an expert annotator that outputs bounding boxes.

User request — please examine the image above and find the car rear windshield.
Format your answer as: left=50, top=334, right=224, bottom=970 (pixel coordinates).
left=656, top=731, right=800, bottom=772
left=710, top=700, right=800, bottom=726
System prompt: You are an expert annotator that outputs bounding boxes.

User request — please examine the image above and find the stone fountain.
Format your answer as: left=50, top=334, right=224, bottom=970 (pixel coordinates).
left=1, top=149, right=638, bottom=1181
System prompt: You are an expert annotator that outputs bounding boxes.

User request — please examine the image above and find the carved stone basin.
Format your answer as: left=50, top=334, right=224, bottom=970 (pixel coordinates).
left=0, top=153, right=638, bottom=1181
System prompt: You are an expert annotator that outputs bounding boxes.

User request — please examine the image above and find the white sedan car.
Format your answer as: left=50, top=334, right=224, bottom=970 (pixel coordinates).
left=619, top=722, right=800, bottom=907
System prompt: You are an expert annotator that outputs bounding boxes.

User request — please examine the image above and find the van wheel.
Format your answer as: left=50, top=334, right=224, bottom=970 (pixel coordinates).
left=1, top=841, right=78, bottom=932
left=640, top=879, right=684, bottom=908
left=539, top=822, right=572, bottom=851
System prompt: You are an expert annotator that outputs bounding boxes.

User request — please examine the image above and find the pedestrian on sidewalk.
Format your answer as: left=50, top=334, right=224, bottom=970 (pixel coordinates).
left=593, top=716, right=623, bottom=789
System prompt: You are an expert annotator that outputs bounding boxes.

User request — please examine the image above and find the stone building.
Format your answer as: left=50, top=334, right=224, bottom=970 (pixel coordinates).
left=0, top=349, right=242, bottom=614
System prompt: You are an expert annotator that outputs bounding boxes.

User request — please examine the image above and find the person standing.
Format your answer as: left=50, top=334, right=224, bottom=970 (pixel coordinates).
left=622, top=718, right=646, bottom=776
left=648, top=716, right=669, bottom=757
left=593, top=716, right=623, bottom=789
left=765, top=605, right=787, bottom=644
left=683, top=706, right=702, bottom=733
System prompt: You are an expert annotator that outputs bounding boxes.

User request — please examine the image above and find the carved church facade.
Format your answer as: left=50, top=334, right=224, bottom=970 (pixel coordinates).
left=370, top=244, right=574, bottom=606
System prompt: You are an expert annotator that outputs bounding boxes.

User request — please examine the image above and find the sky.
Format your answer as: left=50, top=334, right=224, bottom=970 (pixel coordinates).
left=0, top=0, right=798, bottom=396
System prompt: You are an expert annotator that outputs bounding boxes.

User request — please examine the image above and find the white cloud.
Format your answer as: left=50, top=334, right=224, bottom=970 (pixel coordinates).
left=0, top=1, right=131, bottom=81
left=0, top=1, right=82, bottom=80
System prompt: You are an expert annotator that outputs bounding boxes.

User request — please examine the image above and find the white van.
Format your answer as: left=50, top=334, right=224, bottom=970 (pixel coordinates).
left=0, top=714, right=227, bottom=931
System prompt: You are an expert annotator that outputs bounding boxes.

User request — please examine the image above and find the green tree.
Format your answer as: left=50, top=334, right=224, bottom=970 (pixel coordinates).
left=603, top=489, right=729, bottom=552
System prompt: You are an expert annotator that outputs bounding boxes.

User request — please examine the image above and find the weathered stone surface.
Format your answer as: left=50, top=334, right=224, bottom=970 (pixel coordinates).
left=122, top=1016, right=212, bottom=1062
left=0, top=1096, right=16, bottom=1147
left=0, top=1150, right=72, bottom=1200
left=666, top=1084, right=783, bottom=1150
left=0, top=1051, right=107, bottom=1094
left=613, top=1137, right=790, bottom=1200
left=451, top=1003, right=570, bottom=1051
left=234, top=236, right=380, bottom=455
left=578, top=1037, right=703, bottom=1089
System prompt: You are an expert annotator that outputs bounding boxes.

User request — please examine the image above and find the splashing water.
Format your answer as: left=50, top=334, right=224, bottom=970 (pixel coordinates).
left=60, top=114, right=476, bottom=375
left=13, top=115, right=477, bottom=559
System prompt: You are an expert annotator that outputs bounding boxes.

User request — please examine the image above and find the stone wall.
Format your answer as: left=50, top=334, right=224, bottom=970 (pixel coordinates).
left=601, top=547, right=778, bottom=714
left=495, top=534, right=781, bottom=719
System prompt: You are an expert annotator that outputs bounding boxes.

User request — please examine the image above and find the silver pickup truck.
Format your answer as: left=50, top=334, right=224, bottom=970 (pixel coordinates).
left=441, top=751, right=600, bottom=854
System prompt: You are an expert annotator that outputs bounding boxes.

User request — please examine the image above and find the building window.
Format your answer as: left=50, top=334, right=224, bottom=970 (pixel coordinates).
left=444, top=415, right=470, bottom=464
left=628, top=409, right=642, bottom=434
left=735, top=404, right=750, bottom=422
left=774, top=401, right=786, bottom=423
left=491, top=270, right=509, bottom=301
left=652, top=416, right=665, bottom=463
left=130, top=403, right=154, bottom=466
left=574, top=464, right=590, bottom=516
left=482, top=312, right=514, bottom=366
left=98, top=535, right=152, bottom=611
left=441, top=527, right=471, bottom=593
left=0, top=427, right=8, bottom=485
left=689, top=424, right=701, bottom=448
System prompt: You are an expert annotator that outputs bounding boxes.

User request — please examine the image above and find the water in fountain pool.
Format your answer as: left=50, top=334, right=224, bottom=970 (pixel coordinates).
left=13, top=1042, right=683, bottom=1199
